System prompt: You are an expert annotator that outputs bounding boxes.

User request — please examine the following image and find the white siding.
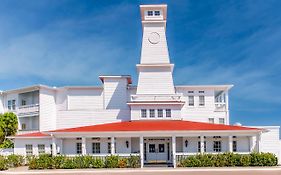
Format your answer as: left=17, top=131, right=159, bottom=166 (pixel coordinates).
left=14, top=138, right=51, bottom=156
left=137, top=67, right=175, bottom=94
left=103, top=78, right=129, bottom=110
left=0, top=95, right=3, bottom=114
left=68, top=89, right=103, bottom=110
left=39, top=88, right=56, bottom=131
left=140, top=23, right=169, bottom=64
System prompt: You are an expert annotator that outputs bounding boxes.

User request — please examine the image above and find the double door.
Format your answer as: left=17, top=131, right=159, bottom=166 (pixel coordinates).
left=145, top=139, right=170, bottom=163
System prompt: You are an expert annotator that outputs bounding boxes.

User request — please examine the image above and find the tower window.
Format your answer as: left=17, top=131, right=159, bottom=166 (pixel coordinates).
left=147, top=11, right=153, bottom=16
left=154, top=11, right=160, bottom=16
left=157, top=109, right=163, bottom=118
left=165, top=109, right=171, bottom=118
left=199, top=96, right=205, bottom=106
left=188, top=96, right=194, bottom=106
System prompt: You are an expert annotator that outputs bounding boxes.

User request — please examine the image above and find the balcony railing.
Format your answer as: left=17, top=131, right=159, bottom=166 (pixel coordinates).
left=214, top=102, right=226, bottom=112
left=17, top=104, right=39, bottom=117
left=17, top=129, right=40, bottom=135
left=131, top=94, right=183, bottom=102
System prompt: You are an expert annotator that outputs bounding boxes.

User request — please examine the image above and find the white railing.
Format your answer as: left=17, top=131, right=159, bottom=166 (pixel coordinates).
left=214, top=102, right=226, bottom=111
left=131, top=94, right=183, bottom=102
left=0, top=148, right=14, bottom=156
left=17, top=129, right=39, bottom=135
left=62, top=153, right=140, bottom=160
left=17, top=104, right=39, bottom=117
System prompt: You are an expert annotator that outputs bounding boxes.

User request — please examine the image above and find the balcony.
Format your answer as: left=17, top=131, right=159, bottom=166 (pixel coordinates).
left=17, top=104, right=39, bottom=117
left=214, top=102, right=226, bottom=112
left=131, top=94, right=183, bottom=102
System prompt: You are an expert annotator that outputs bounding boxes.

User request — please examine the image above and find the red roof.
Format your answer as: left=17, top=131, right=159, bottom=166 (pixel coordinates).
left=49, top=120, right=259, bottom=133
left=16, top=132, right=50, bottom=137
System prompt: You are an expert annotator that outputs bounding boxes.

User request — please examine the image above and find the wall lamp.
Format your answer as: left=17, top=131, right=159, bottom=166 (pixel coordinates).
left=185, top=140, right=188, bottom=147
left=126, top=141, right=129, bottom=148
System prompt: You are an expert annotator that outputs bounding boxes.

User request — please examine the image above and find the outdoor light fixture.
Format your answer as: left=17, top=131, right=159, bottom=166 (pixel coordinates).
left=126, top=141, right=129, bottom=148
left=185, top=140, right=188, bottom=147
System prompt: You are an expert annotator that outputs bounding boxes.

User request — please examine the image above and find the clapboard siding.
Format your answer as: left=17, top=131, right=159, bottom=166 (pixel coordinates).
left=68, top=89, right=103, bottom=110
left=56, top=109, right=130, bottom=129
left=39, top=88, right=56, bottom=131
left=141, top=23, right=169, bottom=64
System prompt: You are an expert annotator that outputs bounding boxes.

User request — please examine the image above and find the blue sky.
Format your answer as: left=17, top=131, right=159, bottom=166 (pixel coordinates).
left=0, top=0, right=281, bottom=128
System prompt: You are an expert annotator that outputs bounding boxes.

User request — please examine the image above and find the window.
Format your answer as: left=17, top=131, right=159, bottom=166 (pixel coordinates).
left=38, top=144, right=45, bottom=155
left=199, top=91, right=205, bottom=93
left=197, top=141, right=206, bottom=152
left=157, top=109, right=163, bottom=118
left=219, top=118, right=225, bottom=124
left=199, top=96, right=205, bottom=106
left=76, top=143, right=82, bottom=154
left=213, top=141, right=221, bottom=152
left=92, top=142, right=100, bottom=154
left=154, top=10, right=160, bottom=16
left=76, top=137, right=82, bottom=140
left=149, top=109, right=155, bottom=118
left=108, top=142, right=111, bottom=154
left=141, top=109, right=147, bottom=118
left=8, top=100, right=16, bottom=110
left=158, top=144, right=165, bottom=152
left=21, top=100, right=26, bottom=106
left=149, top=144, right=155, bottom=153
left=26, top=144, right=33, bottom=156
left=165, top=109, right=171, bottom=118
left=233, top=141, right=237, bottom=152
left=188, top=96, right=194, bottom=106
left=188, top=91, right=194, bottom=93
left=147, top=11, right=153, bottom=16
left=208, top=118, right=215, bottom=124
left=21, top=123, right=26, bottom=130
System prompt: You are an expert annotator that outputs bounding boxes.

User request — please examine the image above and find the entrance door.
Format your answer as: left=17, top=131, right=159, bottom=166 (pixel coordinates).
left=146, top=140, right=169, bottom=163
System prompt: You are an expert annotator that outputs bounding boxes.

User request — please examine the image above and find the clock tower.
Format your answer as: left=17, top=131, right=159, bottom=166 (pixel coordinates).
left=136, top=4, right=175, bottom=95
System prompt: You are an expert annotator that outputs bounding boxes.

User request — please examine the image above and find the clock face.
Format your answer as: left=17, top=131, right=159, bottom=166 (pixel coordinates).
left=148, top=32, right=160, bottom=44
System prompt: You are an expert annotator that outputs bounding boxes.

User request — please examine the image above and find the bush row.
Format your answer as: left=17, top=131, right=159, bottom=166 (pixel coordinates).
left=0, top=154, right=24, bottom=171
left=28, top=154, right=140, bottom=169
left=177, top=152, right=278, bottom=167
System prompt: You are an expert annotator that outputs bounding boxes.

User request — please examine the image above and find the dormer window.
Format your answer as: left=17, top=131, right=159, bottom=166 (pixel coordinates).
left=147, top=11, right=153, bottom=16
left=154, top=11, right=160, bottom=16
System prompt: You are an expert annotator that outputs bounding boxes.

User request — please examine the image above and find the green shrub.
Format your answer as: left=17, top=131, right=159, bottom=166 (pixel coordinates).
left=28, top=154, right=53, bottom=170
left=127, top=155, right=140, bottom=168
left=61, top=157, right=76, bottom=169
left=7, top=154, right=24, bottom=168
left=104, top=155, right=119, bottom=168
left=178, top=152, right=278, bottom=167
left=0, top=156, right=8, bottom=171
left=53, top=155, right=65, bottom=169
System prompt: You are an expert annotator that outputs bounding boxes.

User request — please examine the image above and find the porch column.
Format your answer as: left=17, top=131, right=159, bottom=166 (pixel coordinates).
left=249, top=136, right=255, bottom=152
left=256, top=133, right=261, bottom=152
left=51, top=136, right=57, bottom=156
left=172, top=136, right=176, bottom=168
left=200, top=135, right=204, bottom=154
left=82, top=137, right=86, bottom=155
left=228, top=135, right=233, bottom=152
left=139, top=136, right=144, bottom=168
left=111, top=136, right=115, bottom=154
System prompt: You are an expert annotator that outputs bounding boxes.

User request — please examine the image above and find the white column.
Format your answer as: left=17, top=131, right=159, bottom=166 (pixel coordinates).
left=139, top=136, right=144, bottom=168
left=82, top=137, right=86, bottom=155
left=228, top=136, right=233, bottom=152
left=172, top=136, right=176, bottom=168
left=52, top=136, right=57, bottom=156
left=256, top=133, right=261, bottom=152
left=249, top=136, right=254, bottom=152
left=200, top=135, right=204, bottom=154
left=111, top=136, right=115, bottom=154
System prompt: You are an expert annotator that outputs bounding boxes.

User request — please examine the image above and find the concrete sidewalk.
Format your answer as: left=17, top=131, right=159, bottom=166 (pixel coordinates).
left=2, top=166, right=281, bottom=175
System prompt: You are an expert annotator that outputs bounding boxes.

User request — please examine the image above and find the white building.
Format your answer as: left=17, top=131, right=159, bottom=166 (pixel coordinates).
left=1, top=4, right=280, bottom=167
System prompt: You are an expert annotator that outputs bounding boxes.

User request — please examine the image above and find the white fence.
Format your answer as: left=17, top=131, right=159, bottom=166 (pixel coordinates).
left=0, top=148, right=14, bottom=156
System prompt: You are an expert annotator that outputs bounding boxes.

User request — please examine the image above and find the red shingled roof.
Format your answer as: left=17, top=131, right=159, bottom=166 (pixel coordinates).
left=49, top=120, right=260, bottom=133
left=16, top=132, right=50, bottom=137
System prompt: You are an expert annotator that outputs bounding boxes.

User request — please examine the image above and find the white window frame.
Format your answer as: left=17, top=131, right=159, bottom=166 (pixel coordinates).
left=233, top=140, right=237, bottom=152
left=147, top=10, right=153, bottom=16
left=141, top=109, right=147, bottom=118
left=208, top=118, right=215, bottom=124
left=165, top=109, right=171, bottom=118
left=107, top=142, right=111, bottom=154
left=38, top=144, right=45, bottom=155
left=154, top=10, right=160, bottom=16
left=188, top=96, right=194, bottom=106
left=26, top=144, right=33, bottom=156
left=92, top=142, right=101, bottom=154
left=149, top=109, right=155, bottom=118
left=157, top=109, right=163, bottom=118
left=8, top=99, right=16, bottom=110
left=197, top=141, right=206, bottom=152
left=213, top=141, right=221, bottom=152
left=219, top=118, right=225, bottom=124
left=199, top=96, right=205, bottom=106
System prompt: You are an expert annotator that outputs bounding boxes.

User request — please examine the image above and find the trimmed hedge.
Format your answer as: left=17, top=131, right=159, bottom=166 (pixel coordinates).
left=28, top=154, right=140, bottom=169
left=178, top=152, right=278, bottom=167
left=0, top=154, right=24, bottom=171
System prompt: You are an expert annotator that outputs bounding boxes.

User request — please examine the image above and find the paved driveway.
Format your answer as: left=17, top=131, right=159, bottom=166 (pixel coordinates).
left=2, top=167, right=281, bottom=175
